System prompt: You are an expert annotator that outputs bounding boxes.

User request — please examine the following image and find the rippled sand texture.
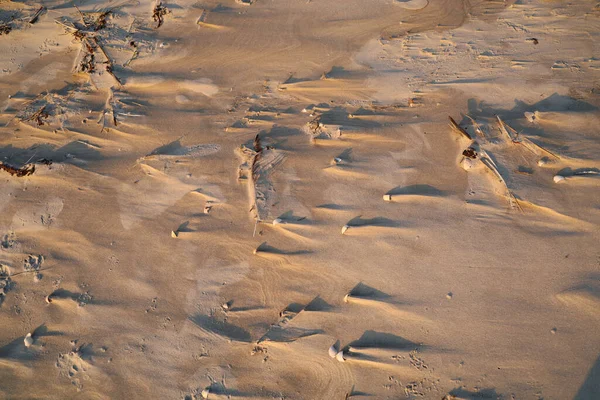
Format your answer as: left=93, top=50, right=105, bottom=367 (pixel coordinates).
left=0, top=0, right=599, bottom=399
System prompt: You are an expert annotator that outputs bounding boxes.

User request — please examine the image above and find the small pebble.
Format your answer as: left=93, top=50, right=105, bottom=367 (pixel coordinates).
left=446, top=292, right=453, bottom=299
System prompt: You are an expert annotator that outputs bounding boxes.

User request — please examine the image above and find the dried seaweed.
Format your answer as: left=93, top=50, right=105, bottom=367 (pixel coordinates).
left=306, top=114, right=322, bottom=138
left=78, top=41, right=96, bottom=73
left=0, top=163, right=35, bottom=177
left=462, top=147, right=477, bottom=159
left=152, top=2, right=168, bottom=28
left=25, top=105, right=50, bottom=126
left=93, top=11, right=110, bottom=31
left=448, top=116, right=472, bottom=140
left=0, top=24, right=11, bottom=35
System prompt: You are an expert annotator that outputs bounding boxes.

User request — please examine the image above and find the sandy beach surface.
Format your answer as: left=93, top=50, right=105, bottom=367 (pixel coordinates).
left=1, top=0, right=599, bottom=398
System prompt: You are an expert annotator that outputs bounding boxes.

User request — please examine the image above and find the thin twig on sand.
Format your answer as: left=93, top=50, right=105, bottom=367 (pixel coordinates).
left=29, top=7, right=46, bottom=24
left=496, top=115, right=559, bottom=159
left=448, top=116, right=472, bottom=140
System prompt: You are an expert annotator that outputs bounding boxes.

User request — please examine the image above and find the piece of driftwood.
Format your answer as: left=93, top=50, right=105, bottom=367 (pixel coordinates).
left=496, top=115, right=559, bottom=159
left=29, top=7, right=46, bottom=24
left=448, top=116, right=472, bottom=140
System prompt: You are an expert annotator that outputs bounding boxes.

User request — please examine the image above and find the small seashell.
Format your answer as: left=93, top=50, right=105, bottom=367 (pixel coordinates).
left=171, top=230, right=179, bottom=238
left=553, top=175, right=566, bottom=183
left=272, top=218, right=283, bottom=225
left=537, top=158, right=548, bottom=167
left=24, top=333, right=33, bottom=347
left=460, top=157, right=478, bottom=171
left=335, top=351, right=345, bottom=362
left=204, top=206, right=212, bottom=214
left=524, top=111, right=536, bottom=123
left=328, top=344, right=338, bottom=358
left=45, top=294, right=53, bottom=304
left=201, top=388, right=210, bottom=399
left=383, top=194, right=392, bottom=202
left=341, top=225, right=349, bottom=235
left=333, top=157, right=343, bottom=164
left=343, top=294, right=350, bottom=303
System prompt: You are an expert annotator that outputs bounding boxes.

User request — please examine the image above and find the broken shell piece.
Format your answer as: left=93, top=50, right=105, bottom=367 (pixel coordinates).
left=201, top=388, right=210, bottom=399
left=203, top=205, right=212, bottom=214
left=341, top=225, right=349, bottom=235
left=24, top=333, right=33, bottom=347
left=171, top=230, right=179, bottom=238
left=333, top=157, right=343, bottom=165
left=253, top=242, right=267, bottom=255
left=272, top=218, right=283, bottom=225
left=328, top=343, right=339, bottom=358
left=383, top=194, right=393, bottom=202
left=335, top=351, right=346, bottom=362
left=343, top=294, right=350, bottom=303
left=553, top=175, right=566, bottom=183
left=221, top=300, right=232, bottom=310
left=537, top=157, right=549, bottom=167
left=460, top=157, right=478, bottom=171
left=45, top=294, right=53, bottom=304
left=524, top=111, right=537, bottom=123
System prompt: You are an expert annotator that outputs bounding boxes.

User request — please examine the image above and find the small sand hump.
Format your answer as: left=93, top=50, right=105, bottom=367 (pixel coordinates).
left=396, top=0, right=429, bottom=10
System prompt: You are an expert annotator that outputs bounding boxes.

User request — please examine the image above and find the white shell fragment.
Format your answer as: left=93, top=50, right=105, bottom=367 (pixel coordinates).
left=201, top=388, right=210, bottom=399
left=335, top=351, right=346, bottom=362
left=341, top=225, right=349, bottom=235
left=524, top=111, right=538, bottom=123
left=171, top=230, right=179, bottom=238
left=383, top=194, right=393, bottom=202
left=328, top=344, right=338, bottom=358
left=272, top=218, right=283, bottom=225
left=553, top=175, right=566, bottom=183
left=24, top=333, right=34, bottom=347
left=460, top=157, right=478, bottom=171
left=343, top=294, right=350, bottom=303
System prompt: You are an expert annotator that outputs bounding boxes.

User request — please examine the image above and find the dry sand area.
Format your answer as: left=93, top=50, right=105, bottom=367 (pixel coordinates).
left=1, top=0, right=600, bottom=398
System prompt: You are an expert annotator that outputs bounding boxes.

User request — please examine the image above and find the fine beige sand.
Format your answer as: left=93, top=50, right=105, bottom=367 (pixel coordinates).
left=1, top=0, right=599, bottom=399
